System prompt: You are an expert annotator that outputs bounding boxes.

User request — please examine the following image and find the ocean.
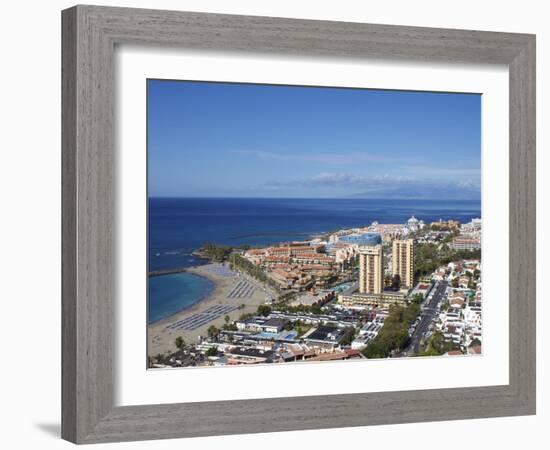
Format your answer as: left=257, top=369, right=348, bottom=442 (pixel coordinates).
left=147, top=197, right=480, bottom=323
left=148, top=272, right=214, bottom=324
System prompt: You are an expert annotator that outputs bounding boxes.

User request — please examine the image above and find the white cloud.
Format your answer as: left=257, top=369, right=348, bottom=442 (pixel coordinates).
left=231, top=149, right=400, bottom=164
left=262, top=172, right=481, bottom=200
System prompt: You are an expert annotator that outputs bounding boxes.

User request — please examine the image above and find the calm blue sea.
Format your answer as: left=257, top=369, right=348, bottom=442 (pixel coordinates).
left=148, top=272, right=214, bottom=324
left=147, top=197, right=480, bottom=323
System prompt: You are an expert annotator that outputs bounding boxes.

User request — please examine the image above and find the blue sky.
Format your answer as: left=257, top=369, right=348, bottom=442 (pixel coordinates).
left=147, top=80, right=481, bottom=200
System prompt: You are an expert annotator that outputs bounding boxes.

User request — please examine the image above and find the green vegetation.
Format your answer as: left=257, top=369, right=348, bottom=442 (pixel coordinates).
left=201, top=242, right=255, bottom=262
left=228, top=253, right=280, bottom=289
left=292, top=319, right=312, bottom=338
left=238, top=312, right=254, bottom=321
left=430, top=224, right=448, bottom=232
left=440, top=229, right=460, bottom=242
left=283, top=322, right=294, bottom=331
left=205, top=346, right=218, bottom=357
left=257, top=304, right=272, bottom=317
left=200, top=242, right=233, bottom=262
left=277, top=292, right=295, bottom=303
left=414, top=242, right=481, bottom=279
left=229, top=253, right=266, bottom=280
left=417, top=330, right=454, bottom=356
left=450, top=248, right=481, bottom=260
left=174, top=336, right=185, bottom=350
left=414, top=243, right=442, bottom=278
left=340, top=326, right=357, bottom=346
left=316, top=273, right=338, bottom=287
left=207, top=325, right=219, bottom=339
left=362, top=303, right=421, bottom=359
left=410, top=293, right=424, bottom=304
left=295, top=325, right=311, bottom=338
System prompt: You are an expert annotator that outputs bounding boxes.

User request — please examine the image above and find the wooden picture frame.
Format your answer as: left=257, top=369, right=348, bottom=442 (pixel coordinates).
left=62, top=5, right=536, bottom=444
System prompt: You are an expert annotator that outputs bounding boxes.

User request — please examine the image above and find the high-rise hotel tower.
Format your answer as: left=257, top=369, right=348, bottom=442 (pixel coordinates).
left=392, top=238, right=414, bottom=288
left=358, top=244, right=384, bottom=294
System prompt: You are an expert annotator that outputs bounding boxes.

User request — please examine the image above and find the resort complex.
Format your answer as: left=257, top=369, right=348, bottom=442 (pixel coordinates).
left=148, top=216, right=483, bottom=369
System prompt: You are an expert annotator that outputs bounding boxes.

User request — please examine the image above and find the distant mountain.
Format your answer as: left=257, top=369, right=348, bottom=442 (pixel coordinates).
left=349, top=184, right=481, bottom=201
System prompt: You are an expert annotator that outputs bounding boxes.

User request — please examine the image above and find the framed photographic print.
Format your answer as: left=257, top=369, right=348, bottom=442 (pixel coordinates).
left=62, top=5, right=536, bottom=444
left=145, top=81, right=483, bottom=367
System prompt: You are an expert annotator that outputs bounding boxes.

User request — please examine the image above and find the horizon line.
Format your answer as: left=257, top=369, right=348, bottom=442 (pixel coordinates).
left=147, top=196, right=481, bottom=202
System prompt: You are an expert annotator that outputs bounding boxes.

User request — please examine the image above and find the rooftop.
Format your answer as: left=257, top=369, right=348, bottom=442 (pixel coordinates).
left=305, top=326, right=346, bottom=343
left=261, top=317, right=289, bottom=328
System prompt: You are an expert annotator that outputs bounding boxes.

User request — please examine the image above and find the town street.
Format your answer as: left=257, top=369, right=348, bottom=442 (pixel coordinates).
left=405, top=280, right=448, bottom=355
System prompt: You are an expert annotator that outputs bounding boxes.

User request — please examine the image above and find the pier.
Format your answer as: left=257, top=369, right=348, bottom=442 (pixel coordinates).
left=148, top=267, right=188, bottom=278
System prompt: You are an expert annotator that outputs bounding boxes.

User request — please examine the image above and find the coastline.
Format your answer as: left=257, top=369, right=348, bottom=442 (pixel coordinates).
left=147, top=262, right=274, bottom=356
left=148, top=270, right=215, bottom=325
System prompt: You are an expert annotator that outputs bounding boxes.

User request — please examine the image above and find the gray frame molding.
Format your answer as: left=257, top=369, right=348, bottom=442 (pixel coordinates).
left=62, top=5, right=536, bottom=444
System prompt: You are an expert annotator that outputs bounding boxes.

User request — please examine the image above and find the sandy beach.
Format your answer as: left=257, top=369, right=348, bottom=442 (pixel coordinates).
left=147, top=263, right=276, bottom=356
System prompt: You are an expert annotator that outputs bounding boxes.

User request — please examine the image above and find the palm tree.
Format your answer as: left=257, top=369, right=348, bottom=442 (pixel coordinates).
left=175, top=336, right=185, bottom=350
left=207, top=325, right=219, bottom=339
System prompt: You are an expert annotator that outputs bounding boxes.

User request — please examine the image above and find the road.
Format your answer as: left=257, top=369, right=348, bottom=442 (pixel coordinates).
left=404, top=280, right=448, bottom=355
